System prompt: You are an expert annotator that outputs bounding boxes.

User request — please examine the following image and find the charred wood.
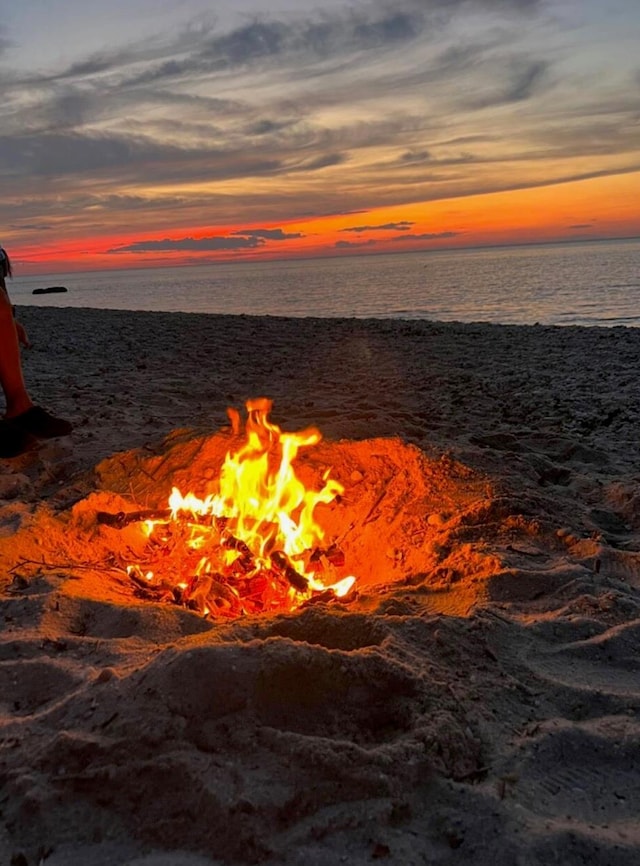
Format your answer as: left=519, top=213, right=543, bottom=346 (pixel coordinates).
left=271, top=551, right=309, bottom=592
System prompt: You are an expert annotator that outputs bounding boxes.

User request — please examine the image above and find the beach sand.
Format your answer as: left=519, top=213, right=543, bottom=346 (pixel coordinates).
left=1, top=306, right=639, bottom=865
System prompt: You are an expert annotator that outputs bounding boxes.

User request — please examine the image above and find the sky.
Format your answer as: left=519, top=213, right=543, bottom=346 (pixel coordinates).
left=1, top=0, right=639, bottom=274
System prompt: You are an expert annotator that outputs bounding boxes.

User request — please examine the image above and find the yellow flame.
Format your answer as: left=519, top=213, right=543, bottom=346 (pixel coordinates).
left=170, top=398, right=343, bottom=582
left=128, top=399, right=355, bottom=612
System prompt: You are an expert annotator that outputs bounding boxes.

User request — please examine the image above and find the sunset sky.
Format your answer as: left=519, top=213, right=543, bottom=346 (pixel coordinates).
left=1, top=0, right=639, bottom=273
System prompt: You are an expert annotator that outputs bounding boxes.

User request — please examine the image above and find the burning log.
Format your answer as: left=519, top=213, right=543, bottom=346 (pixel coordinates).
left=97, top=508, right=171, bottom=528
left=299, top=587, right=355, bottom=609
left=97, top=508, right=227, bottom=531
left=187, top=574, right=240, bottom=615
left=270, top=551, right=309, bottom=592
left=309, top=544, right=346, bottom=568
left=220, top=533, right=252, bottom=557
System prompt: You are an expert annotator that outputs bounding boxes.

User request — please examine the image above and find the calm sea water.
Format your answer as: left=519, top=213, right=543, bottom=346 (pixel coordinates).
left=10, top=239, right=640, bottom=327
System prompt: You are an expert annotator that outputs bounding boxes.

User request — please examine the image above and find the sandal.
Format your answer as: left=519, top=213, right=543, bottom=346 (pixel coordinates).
left=7, top=406, right=73, bottom=439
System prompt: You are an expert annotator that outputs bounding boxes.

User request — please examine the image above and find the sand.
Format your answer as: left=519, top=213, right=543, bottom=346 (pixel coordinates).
left=1, top=305, right=639, bottom=866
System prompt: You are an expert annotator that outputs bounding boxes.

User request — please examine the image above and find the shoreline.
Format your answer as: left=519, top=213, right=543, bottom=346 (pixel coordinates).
left=11, top=235, right=640, bottom=328
left=1, top=306, right=640, bottom=865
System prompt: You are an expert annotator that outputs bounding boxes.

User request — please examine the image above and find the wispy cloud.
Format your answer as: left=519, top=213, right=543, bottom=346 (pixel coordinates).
left=0, top=32, right=11, bottom=58
left=340, top=221, right=414, bottom=233
left=231, top=228, right=304, bottom=240
left=335, top=239, right=377, bottom=249
left=2, top=0, right=638, bottom=259
left=402, top=232, right=461, bottom=241
left=109, top=235, right=264, bottom=253
left=110, top=226, right=304, bottom=253
left=10, top=222, right=54, bottom=232
left=462, top=57, right=550, bottom=109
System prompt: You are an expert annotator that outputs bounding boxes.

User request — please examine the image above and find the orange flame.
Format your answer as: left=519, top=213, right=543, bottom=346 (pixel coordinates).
left=127, top=399, right=355, bottom=615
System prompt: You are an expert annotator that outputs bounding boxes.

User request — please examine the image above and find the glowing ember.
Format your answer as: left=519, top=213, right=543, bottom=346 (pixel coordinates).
left=126, top=399, right=356, bottom=616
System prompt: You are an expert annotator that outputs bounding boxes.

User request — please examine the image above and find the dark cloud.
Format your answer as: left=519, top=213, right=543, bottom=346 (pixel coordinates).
left=109, top=224, right=307, bottom=254
left=114, top=1, right=545, bottom=97
left=174, top=7, right=424, bottom=74
left=0, top=0, right=554, bottom=181
left=569, top=223, right=593, bottom=229
left=340, top=221, right=415, bottom=233
left=0, top=23, right=12, bottom=57
left=198, top=0, right=545, bottom=75
left=463, top=57, right=550, bottom=109
left=27, top=0, right=546, bottom=89
left=27, top=87, right=100, bottom=133
left=63, top=55, right=119, bottom=78
left=94, top=193, right=189, bottom=211
left=352, top=11, right=422, bottom=47
left=109, top=235, right=264, bottom=254
left=296, top=152, right=346, bottom=171
left=10, top=223, right=53, bottom=231
left=504, top=59, right=548, bottom=102
left=335, top=239, right=377, bottom=249
left=398, top=150, right=431, bottom=164
left=10, top=0, right=550, bottom=116
left=120, top=0, right=544, bottom=89
left=231, top=228, right=304, bottom=240
left=245, top=118, right=292, bottom=136
left=401, top=231, right=460, bottom=240
left=0, top=130, right=287, bottom=183
left=49, top=19, right=220, bottom=84
left=127, top=9, right=423, bottom=85
left=527, top=111, right=640, bottom=160
left=203, top=20, right=286, bottom=67
left=0, top=131, right=185, bottom=177
left=474, top=0, right=541, bottom=9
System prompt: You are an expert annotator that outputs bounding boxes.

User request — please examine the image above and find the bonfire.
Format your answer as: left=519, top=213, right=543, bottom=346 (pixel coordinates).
left=100, top=399, right=356, bottom=617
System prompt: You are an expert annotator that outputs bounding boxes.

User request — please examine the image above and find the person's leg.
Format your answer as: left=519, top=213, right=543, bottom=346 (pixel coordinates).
left=0, top=291, right=72, bottom=445
left=0, top=289, right=33, bottom=418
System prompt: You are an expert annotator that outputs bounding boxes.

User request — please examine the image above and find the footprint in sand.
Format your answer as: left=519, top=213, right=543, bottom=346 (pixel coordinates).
left=0, top=659, right=82, bottom=717
left=506, top=719, right=640, bottom=828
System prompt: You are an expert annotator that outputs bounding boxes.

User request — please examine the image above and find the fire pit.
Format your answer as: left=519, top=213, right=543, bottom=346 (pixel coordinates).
left=3, top=400, right=497, bottom=620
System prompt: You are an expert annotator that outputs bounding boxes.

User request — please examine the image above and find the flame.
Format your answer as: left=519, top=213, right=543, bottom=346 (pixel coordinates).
left=127, top=399, right=355, bottom=616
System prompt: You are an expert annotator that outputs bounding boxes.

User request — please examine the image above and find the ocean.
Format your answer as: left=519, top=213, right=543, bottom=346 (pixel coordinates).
left=10, top=238, right=640, bottom=328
